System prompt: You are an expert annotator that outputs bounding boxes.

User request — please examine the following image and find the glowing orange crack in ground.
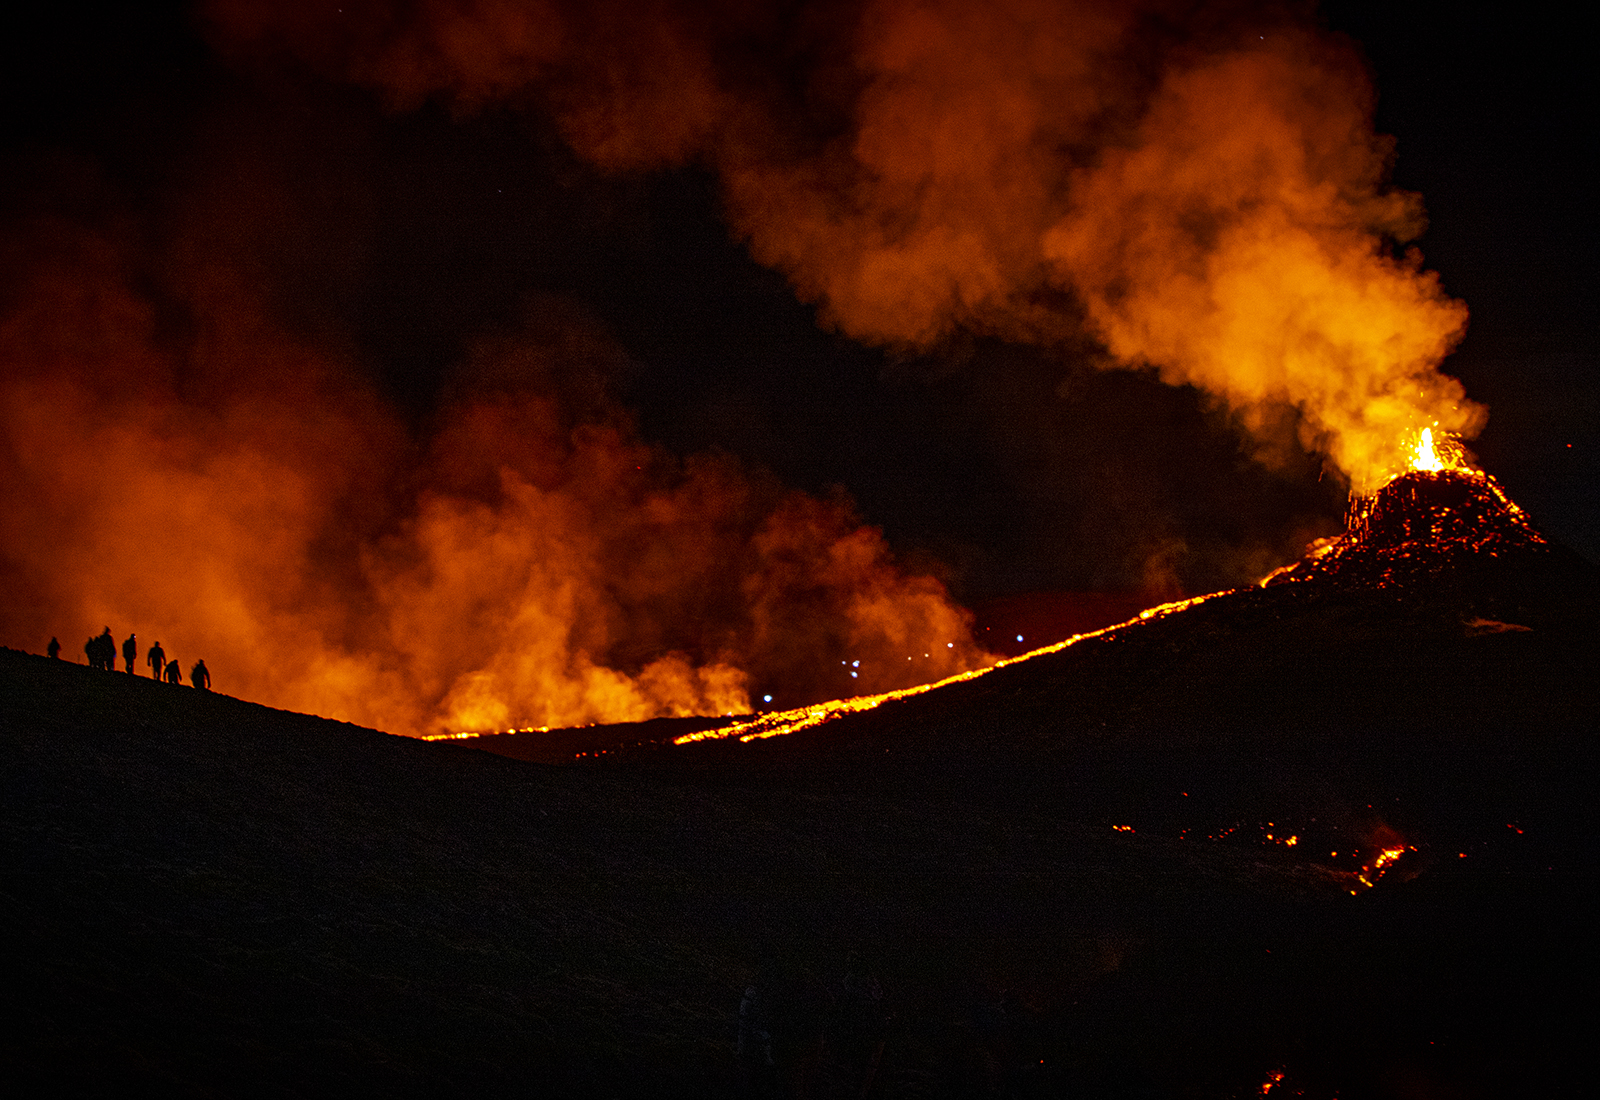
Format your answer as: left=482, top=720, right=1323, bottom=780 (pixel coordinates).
left=671, top=592, right=1227, bottom=746
left=423, top=592, right=1228, bottom=745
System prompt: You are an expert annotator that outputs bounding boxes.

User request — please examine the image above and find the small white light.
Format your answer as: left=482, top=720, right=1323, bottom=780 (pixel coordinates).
left=852, top=660, right=859, bottom=668
left=850, top=672, right=858, bottom=678
left=946, top=642, right=953, bottom=648
left=1016, top=635, right=1024, bottom=642
left=763, top=694, right=772, bottom=703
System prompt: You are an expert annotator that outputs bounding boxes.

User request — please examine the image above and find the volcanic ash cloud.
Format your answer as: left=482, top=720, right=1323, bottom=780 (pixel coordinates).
left=0, top=216, right=990, bottom=735
left=207, top=0, right=1486, bottom=488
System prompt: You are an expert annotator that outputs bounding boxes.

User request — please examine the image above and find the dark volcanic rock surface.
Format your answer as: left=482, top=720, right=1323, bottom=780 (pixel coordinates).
left=4, top=506, right=1597, bottom=1097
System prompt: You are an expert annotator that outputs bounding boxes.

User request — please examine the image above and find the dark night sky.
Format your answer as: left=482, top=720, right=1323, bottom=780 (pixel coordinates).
left=4, top=1, right=1595, bottom=613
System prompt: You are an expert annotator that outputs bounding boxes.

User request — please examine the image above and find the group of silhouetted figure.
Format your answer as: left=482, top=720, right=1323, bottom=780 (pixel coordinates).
left=51, top=629, right=209, bottom=690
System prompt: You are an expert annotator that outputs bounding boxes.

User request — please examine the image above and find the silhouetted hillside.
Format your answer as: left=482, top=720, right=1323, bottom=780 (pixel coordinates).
left=4, top=514, right=1597, bottom=1098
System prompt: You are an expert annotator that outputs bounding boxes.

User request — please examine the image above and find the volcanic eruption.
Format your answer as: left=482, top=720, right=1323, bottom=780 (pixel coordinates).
left=650, top=421, right=1585, bottom=762
left=1261, top=428, right=1548, bottom=590
left=4, top=0, right=1581, bottom=746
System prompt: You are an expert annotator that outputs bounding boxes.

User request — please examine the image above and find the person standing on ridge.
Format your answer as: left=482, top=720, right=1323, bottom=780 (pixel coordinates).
left=88, top=628, right=113, bottom=670
left=122, top=633, right=137, bottom=674
left=165, top=658, right=182, bottom=684
left=47, top=637, right=60, bottom=659
left=147, top=640, right=165, bottom=679
left=191, top=659, right=210, bottom=690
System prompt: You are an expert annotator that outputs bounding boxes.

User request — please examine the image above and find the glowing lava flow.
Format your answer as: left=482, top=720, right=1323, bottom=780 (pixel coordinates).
left=422, top=725, right=555, bottom=742
left=420, top=592, right=1230, bottom=747
left=672, top=593, right=1227, bottom=746
left=1355, top=844, right=1413, bottom=890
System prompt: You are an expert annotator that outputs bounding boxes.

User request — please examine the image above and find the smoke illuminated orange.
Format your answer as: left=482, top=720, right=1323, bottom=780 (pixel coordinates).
left=0, top=221, right=993, bottom=735
left=6, top=1, right=1506, bottom=735
left=205, top=0, right=1489, bottom=492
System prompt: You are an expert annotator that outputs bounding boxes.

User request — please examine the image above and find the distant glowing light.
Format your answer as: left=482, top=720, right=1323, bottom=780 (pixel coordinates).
left=1016, top=634, right=1023, bottom=642
left=763, top=694, right=772, bottom=703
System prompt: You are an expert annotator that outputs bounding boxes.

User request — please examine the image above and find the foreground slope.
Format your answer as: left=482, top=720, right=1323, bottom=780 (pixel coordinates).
left=4, top=496, right=1597, bottom=1097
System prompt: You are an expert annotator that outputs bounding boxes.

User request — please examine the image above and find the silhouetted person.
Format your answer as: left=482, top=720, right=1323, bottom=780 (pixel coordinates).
left=191, top=659, right=210, bottom=690
left=122, top=633, right=137, bottom=674
left=88, top=628, right=114, bottom=670
left=47, top=637, right=60, bottom=659
left=147, top=641, right=165, bottom=678
left=165, top=658, right=182, bottom=685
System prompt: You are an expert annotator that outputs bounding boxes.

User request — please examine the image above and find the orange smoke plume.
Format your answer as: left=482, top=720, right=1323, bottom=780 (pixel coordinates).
left=205, top=0, right=1488, bottom=491
left=1041, top=35, right=1481, bottom=491
left=0, top=212, right=990, bottom=735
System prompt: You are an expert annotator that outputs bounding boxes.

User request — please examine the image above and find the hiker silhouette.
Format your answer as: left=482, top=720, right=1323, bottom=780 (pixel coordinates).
left=47, top=637, right=60, bottom=659
left=165, top=658, right=182, bottom=684
left=86, top=628, right=114, bottom=670
left=147, top=641, right=165, bottom=678
left=122, top=633, right=137, bottom=674
left=191, top=659, right=210, bottom=690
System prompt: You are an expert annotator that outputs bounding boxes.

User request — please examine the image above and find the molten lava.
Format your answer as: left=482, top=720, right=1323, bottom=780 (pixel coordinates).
left=1411, top=426, right=1447, bottom=472
left=669, top=593, right=1224, bottom=746
left=1259, top=428, right=1544, bottom=590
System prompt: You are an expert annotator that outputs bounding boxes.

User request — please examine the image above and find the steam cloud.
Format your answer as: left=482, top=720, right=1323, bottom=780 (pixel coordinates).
left=0, top=208, right=987, bottom=735
left=4, top=0, right=1485, bottom=734
left=207, top=0, right=1483, bottom=488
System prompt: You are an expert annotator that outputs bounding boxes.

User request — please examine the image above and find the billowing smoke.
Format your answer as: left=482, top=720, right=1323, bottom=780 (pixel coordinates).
left=5, top=0, right=1485, bottom=732
left=206, top=0, right=1483, bottom=490
left=0, top=199, right=988, bottom=735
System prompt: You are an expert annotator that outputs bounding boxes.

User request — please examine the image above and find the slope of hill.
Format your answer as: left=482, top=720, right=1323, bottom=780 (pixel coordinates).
left=4, top=502, right=1596, bottom=1097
